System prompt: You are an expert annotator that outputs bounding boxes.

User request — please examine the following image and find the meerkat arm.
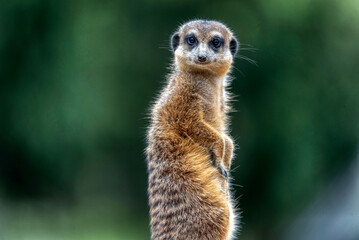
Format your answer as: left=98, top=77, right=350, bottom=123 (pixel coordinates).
left=223, top=135, right=233, bottom=169
left=186, top=120, right=225, bottom=166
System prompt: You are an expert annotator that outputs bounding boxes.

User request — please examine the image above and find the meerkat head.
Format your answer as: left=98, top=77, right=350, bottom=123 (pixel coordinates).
left=171, top=20, right=238, bottom=76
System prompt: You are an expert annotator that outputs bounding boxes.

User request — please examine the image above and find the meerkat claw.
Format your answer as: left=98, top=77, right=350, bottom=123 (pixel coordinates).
left=218, top=165, right=229, bottom=178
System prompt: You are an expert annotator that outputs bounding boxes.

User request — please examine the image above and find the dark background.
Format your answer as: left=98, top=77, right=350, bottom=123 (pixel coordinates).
left=1, top=0, right=359, bottom=239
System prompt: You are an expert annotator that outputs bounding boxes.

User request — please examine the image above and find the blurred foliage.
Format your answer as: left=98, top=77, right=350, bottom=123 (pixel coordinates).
left=0, top=0, right=359, bottom=239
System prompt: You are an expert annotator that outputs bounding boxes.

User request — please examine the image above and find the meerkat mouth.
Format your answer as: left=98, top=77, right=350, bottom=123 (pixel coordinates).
left=194, top=61, right=211, bottom=65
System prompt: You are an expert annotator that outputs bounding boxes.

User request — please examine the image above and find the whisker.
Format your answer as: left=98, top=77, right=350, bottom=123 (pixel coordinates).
left=239, top=47, right=258, bottom=52
left=236, top=54, right=258, bottom=66
left=239, top=43, right=255, bottom=47
left=232, top=65, right=245, bottom=77
left=159, top=45, right=171, bottom=50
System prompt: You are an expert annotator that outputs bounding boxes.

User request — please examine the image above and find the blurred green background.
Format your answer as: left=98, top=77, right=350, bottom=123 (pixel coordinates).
left=1, top=0, right=359, bottom=239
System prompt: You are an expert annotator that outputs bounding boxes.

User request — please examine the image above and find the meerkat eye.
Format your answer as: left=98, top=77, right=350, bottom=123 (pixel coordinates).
left=186, top=36, right=197, bottom=46
left=211, top=38, right=223, bottom=49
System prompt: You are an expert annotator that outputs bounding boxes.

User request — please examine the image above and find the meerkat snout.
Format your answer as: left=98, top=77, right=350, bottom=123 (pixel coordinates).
left=197, top=54, right=207, bottom=63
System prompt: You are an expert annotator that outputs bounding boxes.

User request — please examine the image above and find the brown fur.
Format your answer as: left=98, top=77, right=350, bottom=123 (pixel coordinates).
left=146, top=20, right=238, bottom=240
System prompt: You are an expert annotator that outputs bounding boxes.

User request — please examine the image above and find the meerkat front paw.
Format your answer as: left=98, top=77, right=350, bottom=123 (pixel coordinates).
left=218, top=164, right=229, bottom=178
left=209, top=148, right=229, bottom=178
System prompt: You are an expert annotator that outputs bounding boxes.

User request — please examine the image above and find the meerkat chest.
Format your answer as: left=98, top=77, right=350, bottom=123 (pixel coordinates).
left=201, top=95, right=226, bottom=130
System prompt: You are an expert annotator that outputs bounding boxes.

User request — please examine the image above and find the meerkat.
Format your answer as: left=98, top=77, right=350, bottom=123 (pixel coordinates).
left=146, top=20, right=239, bottom=240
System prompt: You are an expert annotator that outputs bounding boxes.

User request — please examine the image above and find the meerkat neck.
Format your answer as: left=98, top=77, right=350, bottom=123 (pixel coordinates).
left=171, top=70, right=226, bottom=107
left=174, top=70, right=226, bottom=88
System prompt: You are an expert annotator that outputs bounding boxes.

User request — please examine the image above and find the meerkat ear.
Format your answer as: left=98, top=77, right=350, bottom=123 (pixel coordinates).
left=171, top=33, right=180, bottom=52
left=229, top=37, right=238, bottom=56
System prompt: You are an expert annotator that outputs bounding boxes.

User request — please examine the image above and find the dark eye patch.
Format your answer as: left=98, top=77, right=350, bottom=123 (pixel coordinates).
left=185, top=34, right=197, bottom=47
left=210, top=37, right=224, bottom=51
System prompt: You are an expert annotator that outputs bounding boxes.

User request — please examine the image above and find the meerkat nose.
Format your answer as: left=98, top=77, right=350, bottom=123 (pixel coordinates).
left=198, top=54, right=207, bottom=62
